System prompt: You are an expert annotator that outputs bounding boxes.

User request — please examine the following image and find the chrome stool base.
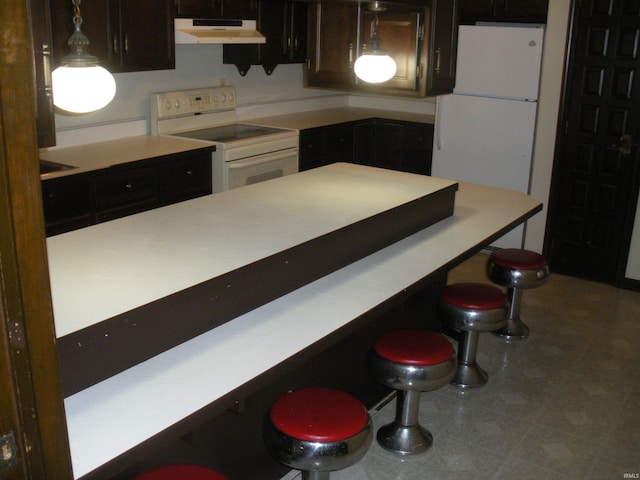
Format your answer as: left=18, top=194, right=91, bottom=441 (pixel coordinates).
left=377, top=421, right=433, bottom=455
left=450, top=362, right=489, bottom=388
left=493, top=316, right=530, bottom=340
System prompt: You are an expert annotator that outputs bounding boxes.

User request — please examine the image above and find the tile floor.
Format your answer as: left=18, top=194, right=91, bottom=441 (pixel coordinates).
left=281, top=252, right=640, bottom=480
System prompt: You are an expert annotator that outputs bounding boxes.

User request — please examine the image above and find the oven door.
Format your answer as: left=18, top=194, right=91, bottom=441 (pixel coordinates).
left=225, top=148, right=299, bottom=191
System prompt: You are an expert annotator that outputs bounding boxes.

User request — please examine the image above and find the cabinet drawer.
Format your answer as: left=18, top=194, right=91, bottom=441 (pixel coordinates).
left=159, top=153, right=212, bottom=203
left=95, top=165, right=158, bottom=215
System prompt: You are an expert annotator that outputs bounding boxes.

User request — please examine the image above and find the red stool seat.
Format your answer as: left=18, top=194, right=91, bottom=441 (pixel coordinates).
left=369, top=329, right=456, bottom=455
left=265, top=387, right=372, bottom=477
left=374, top=329, right=454, bottom=366
left=270, top=387, right=369, bottom=442
left=132, top=464, right=227, bottom=480
left=442, top=282, right=507, bottom=310
left=490, top=248, right=547, bottom=270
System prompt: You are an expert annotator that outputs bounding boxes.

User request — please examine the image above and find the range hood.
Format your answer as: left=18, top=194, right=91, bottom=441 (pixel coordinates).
left=175, top=18, right=266, bottom=44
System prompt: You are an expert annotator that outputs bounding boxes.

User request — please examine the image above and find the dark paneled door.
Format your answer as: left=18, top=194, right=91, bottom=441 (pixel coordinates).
left=546, top=0, right=640, bottom=285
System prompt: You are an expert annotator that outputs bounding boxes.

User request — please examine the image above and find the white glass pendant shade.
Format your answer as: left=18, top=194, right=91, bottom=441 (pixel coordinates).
left=52, top=4, right=116, bottom=114
left=354, top=53, right=397, bottom=83
left=52, top=65, right=116, bottom=113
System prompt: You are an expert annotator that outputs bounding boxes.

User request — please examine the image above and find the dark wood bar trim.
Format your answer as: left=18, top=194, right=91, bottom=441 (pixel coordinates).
left=58, top=184, right=458, bottom=397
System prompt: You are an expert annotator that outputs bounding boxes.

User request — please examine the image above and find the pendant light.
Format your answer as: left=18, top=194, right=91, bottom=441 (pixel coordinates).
left=354, top=3, right=397, bottom=84
left=52, top=0, right=116, bottom=114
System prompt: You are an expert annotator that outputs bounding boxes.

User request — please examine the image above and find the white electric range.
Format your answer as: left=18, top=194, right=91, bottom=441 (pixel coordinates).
left=151, top=86, right=299, bottom=192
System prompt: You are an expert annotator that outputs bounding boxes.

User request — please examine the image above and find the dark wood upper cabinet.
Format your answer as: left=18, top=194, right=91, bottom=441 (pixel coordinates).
left=305, top=0, right=458, bottom=98
left=305, top=2, right=360, bottom=90
left=28, top=0, right=56, bottom=147
left=51, top=0, right=175, bottom=73
left=223, top=0, right=307, bottom=75
left=175, top=0, right=258, bottom=19
left=459, top=0, right=548, bottom=24
left=426, top=0, right=458, bottom=96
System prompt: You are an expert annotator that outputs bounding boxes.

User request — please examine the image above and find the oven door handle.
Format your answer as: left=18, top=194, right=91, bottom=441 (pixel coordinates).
left=227, top=150, right=297, bottom=169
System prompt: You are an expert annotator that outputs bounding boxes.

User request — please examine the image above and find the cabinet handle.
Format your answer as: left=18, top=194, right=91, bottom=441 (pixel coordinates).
left=112, top=35, right=119, bottom=54
left=124, top=34, right=129, bottom=55
left=348, top=43, right=354, bottom=69
left=42, top=43, right=52, bottom=88
left=125, top=182, right=133, bottom=190
left=185, top=169, right=194, bottom=175
left=434, top=48, right=442, bottom=75
left=41, top=43, right=54, bottom=105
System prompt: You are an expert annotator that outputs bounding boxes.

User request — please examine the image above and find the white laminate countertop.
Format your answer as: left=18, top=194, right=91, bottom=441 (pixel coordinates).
left=48, top=163, right=456, bottom=338
left=60, top=170, right=542, bottom=479
left=39, top=135, right=214, bottom=179
left=245, top=106, right=435, bottom=131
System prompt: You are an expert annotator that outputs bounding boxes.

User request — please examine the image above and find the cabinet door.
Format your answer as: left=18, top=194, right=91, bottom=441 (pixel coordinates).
left=354, top=121, right=404, bottom=170
left=176, top=0, right=258, bottom=19
left=159, top=151, right=212, bottom=204
left=223, top=0, right=306, bottom=75
left=499, top=0, right=548, bottom=22
left=358, top=10, right=422, bottom=94
left=51, top=0, right=173, bottom=73
left=42, top=175, right=94, bottom=236
left=324, top=124, right=354, bottom=164
left=221, top=0, right=258, bottom=19
left=28, top=0, right=56, bottom=147
left=305, top=2, right=359, bottom=89
left=114, top=0, right=174, bottom=71
left=458, top=0, right=495, bottom=23
left=176, top=0, right=218, bottom=17
left=426, top=0, right=458, bottom=96
left=403, top=123, right=434, bottom=175
left=459, top=0, right=548, bottom=23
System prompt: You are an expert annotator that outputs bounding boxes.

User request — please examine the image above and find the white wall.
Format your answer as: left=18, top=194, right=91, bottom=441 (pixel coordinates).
left=626, top=200, right=640, bottom=280
left=53, top=44, right=336, bottom=138
left=524, top=0, right=572, bottom=253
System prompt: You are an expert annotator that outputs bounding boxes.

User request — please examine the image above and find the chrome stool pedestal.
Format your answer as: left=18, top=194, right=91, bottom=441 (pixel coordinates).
left=488, top=249, right=549, bottom=340
left=439, top=282, right=508, bottom=388
left=370, top=329, right=456, bottom=455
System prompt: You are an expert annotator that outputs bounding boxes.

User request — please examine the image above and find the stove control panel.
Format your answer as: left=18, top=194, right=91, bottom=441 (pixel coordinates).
left=151, top=86, right=237, bottom=119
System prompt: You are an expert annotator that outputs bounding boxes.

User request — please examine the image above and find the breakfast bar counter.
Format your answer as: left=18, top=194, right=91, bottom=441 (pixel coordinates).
left=48, top=164, right=542, bottom=479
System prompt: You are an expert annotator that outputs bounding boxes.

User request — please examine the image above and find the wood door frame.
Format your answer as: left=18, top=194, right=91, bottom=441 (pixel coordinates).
left=0, top=0, right=73, bottom=478
left=544, top=0, right=640, bottom=288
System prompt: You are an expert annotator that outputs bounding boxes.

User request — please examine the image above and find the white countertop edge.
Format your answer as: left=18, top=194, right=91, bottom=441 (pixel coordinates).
left=63, top=181, right=541, bottom=479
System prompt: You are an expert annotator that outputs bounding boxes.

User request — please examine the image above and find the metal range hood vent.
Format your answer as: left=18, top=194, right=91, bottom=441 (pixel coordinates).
left=175, top=18, right=266, bottom=44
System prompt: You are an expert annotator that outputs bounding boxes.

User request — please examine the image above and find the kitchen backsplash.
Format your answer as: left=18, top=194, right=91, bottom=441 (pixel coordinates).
left=49, top=44, right=435, bottom=150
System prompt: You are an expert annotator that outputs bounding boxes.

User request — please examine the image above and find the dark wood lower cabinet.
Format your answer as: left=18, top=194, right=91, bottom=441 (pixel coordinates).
left=41, top=174, right=94, bottom=236
left=300, top=119, right=434, bottom=175
left=42, top=148, right=213, bottom=236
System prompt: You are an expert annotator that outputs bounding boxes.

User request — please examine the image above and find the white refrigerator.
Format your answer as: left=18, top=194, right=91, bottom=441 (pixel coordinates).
left=432, top=24, right=545, bottom=249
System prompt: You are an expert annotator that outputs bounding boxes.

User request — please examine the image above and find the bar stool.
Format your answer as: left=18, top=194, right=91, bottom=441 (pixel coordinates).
left=439, top=282, right=508, bottom=388
left=487, top=248, right=550, bottom=340
left=132, top=464, right=227, bottom=479
left=369, top=329, right=456, bottom=455
left=264, top=387, right=372, bottom=480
